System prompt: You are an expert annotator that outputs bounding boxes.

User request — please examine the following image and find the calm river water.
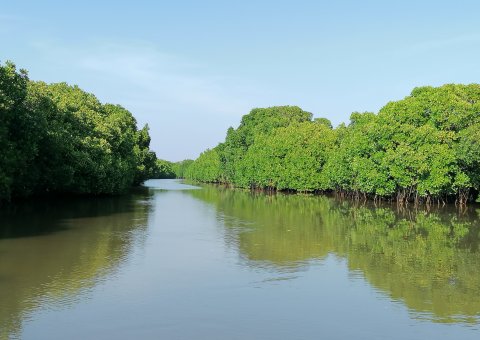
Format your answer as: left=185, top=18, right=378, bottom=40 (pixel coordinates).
left=1, top=179, right=479, bottom=339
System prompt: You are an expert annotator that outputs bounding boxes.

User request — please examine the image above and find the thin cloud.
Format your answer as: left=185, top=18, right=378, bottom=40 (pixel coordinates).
left=31, top=40, right=248, bottom=116
left=28, top=40, right=256, bottom=160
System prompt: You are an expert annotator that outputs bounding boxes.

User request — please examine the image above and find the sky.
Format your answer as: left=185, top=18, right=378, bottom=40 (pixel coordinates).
left=2, top=0, right=480, bottom=161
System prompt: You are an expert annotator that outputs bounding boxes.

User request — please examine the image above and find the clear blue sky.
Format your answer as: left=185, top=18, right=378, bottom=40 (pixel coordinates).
left=2, top=0, right=480, bottom=161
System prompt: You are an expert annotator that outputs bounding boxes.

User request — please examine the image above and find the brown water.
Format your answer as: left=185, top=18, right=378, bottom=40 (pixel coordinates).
left=0, top=179, right=479, bottom=339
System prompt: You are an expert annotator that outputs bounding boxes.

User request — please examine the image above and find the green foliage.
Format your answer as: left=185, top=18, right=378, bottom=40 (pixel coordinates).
left=188, top=84, right=480, bottom=203
left=184, top=148, right=222, bottom=182
left=314, top=117, right=333, bottom=128
left=220, top=106, right=313, bottom=184
left=241, top=122, right=336, bottom=191
left=152, top=159, right=176, bottom=179
left=0, top=61, right=39, bottom=199
left=0, top=61, right=158, bottom=201
left=324, top=112, right=396, bottom=196
left=133, top=124, right=158, bottom=185
left=173, top=159, right=194, bottom=178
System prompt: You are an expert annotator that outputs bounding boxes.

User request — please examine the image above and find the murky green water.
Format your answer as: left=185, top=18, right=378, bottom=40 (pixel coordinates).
left=1, top=179, right=479, bottom=339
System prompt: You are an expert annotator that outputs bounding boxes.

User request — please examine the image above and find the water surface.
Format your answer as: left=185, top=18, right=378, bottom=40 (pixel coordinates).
left=1, top=179, right=479, bottom=339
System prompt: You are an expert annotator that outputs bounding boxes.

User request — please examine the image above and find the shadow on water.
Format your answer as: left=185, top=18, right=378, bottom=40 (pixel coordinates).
left=0, top=187, right=154, bottom=339
left=0, top=186, right=152, bottom=240
left=188, top=184, right=480, bottom=324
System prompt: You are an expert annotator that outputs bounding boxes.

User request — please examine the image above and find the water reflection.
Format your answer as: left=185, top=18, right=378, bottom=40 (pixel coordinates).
left=2, top=181, right=480, bottom=339
left=189, top=185, right=480, bottom=324
left=0, top=188, right=153, bottom=339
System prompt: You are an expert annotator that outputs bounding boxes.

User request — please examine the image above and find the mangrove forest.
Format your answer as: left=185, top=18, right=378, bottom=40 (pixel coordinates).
left=0, top=61, right=175, bottom=202
left=184, top=85, right=480, bottom=205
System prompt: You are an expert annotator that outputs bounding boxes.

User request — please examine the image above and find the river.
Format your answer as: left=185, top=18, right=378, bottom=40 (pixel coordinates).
left=0, top=179, right=479, bottom=339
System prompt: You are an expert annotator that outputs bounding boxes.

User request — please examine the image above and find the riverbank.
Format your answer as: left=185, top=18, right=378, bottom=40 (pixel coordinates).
left=184, top=86, right=480, bottom=205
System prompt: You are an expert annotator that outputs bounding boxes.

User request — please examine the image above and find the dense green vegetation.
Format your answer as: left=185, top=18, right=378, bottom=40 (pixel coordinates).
left=4, top=59, right=479, bottom=204
left=185, top=86, right=480, bottom=204
left=174, top=159, right=194, bottom=178
left=0, top=61, right=159, bottom=201
left=152, top=159, right=176, bottom=179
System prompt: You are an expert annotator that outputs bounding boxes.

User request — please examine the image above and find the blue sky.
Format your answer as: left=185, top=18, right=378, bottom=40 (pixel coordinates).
left=2, top=0, right=480, bottom=161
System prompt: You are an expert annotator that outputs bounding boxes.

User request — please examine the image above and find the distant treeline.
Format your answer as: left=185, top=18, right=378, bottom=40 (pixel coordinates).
left=0, top=61, right=170, bottom=202
left=184, top=85, right=480, bottom=204
left=149, top=159, right=193, bottom=179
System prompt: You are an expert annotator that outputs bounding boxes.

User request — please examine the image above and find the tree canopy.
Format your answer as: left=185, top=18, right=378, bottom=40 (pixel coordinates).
left=0, top=61, right=160, bottom=201
left=184, top=85, right=480, bottom=204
